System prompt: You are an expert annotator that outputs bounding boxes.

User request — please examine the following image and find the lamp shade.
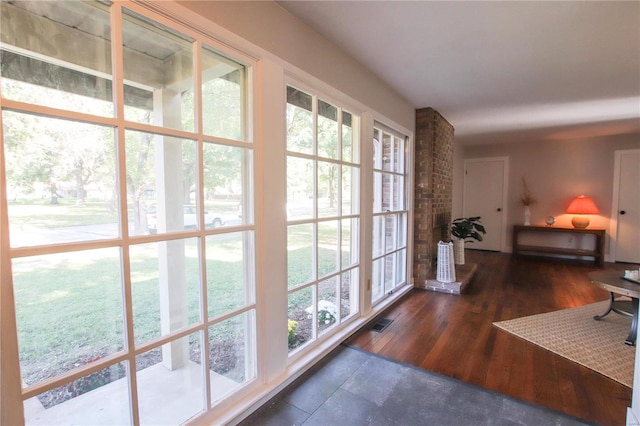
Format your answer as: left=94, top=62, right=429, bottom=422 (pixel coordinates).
left=566, top=195, right=599, bottom=228
left=566, top=195, right=599, bottom=214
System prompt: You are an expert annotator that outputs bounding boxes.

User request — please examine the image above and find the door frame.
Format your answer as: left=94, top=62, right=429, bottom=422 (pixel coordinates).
left=608, top=149, right=640, bottom=263
left=462, top=156, right=509, bottom=252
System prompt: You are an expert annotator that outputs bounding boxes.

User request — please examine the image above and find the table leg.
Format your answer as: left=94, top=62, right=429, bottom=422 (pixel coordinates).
left=594, top=292, right=616, bottom=320
left=625, top=297, right=638, bottom=346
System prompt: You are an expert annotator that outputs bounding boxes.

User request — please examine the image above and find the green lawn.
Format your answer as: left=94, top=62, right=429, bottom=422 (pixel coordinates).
left=9, top=198, right=118, bottom=228
left=8, top=198, right=241, bottom=229
left=11, top=199, right=348, bottom=387
left=13, top=237, right=253, bottom=386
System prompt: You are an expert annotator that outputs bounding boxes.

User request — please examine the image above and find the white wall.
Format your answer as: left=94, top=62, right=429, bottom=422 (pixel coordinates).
left=452, top=141, right=465, bottom=219
left=457, top=133, right=640, bottom=255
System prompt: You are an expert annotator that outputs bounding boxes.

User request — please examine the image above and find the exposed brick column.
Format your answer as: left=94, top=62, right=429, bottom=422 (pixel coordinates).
left=413, top=108, right=454, bottom=284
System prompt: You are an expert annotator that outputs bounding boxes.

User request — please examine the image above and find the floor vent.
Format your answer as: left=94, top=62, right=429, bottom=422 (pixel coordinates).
left=371, top=318, right=393, bottom=332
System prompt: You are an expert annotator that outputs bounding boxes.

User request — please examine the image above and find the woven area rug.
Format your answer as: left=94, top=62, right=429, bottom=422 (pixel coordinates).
left=493, top=301, right=635, bottom=387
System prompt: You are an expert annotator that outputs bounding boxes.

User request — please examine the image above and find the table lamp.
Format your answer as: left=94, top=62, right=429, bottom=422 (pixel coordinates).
left=566, top=195, right=599, bottom=228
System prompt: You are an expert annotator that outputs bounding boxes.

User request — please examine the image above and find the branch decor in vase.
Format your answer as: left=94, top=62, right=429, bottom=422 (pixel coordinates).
left=520, top=177, right=536, bottom=226
left=451, top=216, right=486, bottom=265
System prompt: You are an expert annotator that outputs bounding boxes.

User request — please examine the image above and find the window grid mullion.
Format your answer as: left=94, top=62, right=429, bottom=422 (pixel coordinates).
left=109, top=3, right=140, bottom=424
left=192, top=38, right=213, bottom=411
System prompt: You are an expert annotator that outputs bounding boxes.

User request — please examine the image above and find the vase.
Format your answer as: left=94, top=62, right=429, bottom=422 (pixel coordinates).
left=453, top=238, right=465, bottom=265
left=524, top=206, right=531, bottom=226
left=437, top=241, right=456, bottom=282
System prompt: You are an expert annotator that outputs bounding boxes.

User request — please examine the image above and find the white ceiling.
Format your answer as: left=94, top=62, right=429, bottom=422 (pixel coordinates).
left=278, top=1, right=640, bottom=145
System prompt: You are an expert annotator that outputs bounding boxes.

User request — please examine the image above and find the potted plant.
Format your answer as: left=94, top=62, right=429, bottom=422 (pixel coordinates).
left=451, top=216, right=486, bottom=264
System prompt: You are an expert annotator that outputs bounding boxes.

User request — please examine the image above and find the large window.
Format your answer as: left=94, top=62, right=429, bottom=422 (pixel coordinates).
left=285, top=85, right=360, bottom=354
left=1, top=1, right=415, bottom=424
left=1, top=1, right=254, bottom=423
left=372, top=124, right=409, bottom=303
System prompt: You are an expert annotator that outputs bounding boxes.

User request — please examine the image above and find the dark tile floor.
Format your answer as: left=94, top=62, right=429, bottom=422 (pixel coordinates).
left=239, top=345, right=592, bottom=426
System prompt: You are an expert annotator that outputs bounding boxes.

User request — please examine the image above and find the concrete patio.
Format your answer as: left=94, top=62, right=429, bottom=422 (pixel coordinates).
left=24, top=361, right=240, bottom=425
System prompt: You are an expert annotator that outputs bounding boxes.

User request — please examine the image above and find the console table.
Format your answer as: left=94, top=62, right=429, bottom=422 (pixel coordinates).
left=589, top=270, right=639, bottom=345
left=512, top=225, right=605, bottom=266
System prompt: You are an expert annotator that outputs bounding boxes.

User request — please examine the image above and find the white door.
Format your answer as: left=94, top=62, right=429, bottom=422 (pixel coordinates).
left=463, top=158, right=507, bottom=251
left=613, top=150, right=640, bottom=263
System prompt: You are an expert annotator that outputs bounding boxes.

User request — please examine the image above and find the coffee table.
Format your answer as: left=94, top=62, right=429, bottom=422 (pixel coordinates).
left=588, top=270, right=640, bottom=346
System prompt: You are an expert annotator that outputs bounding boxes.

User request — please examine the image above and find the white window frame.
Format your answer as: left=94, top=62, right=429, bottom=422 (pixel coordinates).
left=0, top=1, right=258, bottom=423
left=284, top=79, right=363, bottom=361
left=370, top=120, right=413, bottom=306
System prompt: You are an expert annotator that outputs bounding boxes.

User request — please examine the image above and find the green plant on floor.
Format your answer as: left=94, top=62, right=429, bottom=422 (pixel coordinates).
left=451, top=216, right=486, bottom=242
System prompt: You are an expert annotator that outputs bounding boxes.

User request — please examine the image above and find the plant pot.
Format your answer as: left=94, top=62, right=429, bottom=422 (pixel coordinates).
left=454, top=238, right=465, bottom=265
left=437, top=241, right=456, bottom=282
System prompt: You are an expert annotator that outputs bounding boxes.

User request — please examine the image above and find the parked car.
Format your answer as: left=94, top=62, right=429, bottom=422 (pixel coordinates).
left=146, top=204, right=223, bottom=234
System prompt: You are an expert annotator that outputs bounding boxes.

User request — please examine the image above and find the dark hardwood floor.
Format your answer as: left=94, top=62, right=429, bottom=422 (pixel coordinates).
left=346, top=250, right=635, bottom=426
